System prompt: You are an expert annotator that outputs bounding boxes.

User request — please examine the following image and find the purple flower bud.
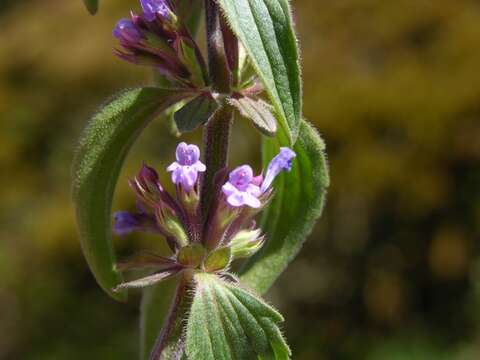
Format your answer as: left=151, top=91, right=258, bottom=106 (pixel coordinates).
left=260, top=147, right=296, bottom=193
left=113, top=18, right=143, bottom=44
left=129, top=163, right=166, bottom=208
left=140, top=0, right=171, bottom=22
left=167, top=142, right=206, bottom=191
left=113, top=211, right=143, bottom=235
left=222, top=165, right=261, bottom=208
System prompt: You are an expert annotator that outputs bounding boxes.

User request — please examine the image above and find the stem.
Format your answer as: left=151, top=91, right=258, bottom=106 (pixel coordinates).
left=220, top=16, right=239, bottom=87
left=149, top=277, right=189, bottom=360
left=205, top=0, right=231, bottom=93
left=201, top=0, right=235, bottom=219
left=200, top=106, right=233, bottom=216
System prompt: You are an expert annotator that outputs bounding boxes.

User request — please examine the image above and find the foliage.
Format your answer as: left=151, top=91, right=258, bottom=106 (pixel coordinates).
left=72, top=0, right=324, bottom=358
left=1, top=0, right=480, bottom=359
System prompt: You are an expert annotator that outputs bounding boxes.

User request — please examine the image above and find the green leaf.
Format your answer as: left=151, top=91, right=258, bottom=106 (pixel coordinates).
left=217, top=0, right=302, bottom=144
left=229, top=96, right=277, bottom=136
left=72, top=87, right=186, bottom=301
left=174, top=93, right=219, bottom=133
left=186, top=273, right=290, bottom=360
left=83, top=0, right=98, bottom=15
left=240, top=120, right=330, bottom=294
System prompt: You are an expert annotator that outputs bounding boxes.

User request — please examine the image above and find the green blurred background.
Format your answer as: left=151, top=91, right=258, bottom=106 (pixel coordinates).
left=1, top=0, right=480, bottom=359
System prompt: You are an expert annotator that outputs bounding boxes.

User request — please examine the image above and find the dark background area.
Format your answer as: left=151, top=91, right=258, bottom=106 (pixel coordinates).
left=1, top=0, right=480, bottom=359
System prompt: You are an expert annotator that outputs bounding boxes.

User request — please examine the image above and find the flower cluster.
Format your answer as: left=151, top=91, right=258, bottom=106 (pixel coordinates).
left=113, top=0, right=207, bottom=87
left=113, top=142, right=295, bottom=290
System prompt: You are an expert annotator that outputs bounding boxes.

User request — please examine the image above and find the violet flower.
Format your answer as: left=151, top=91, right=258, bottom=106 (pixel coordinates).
left=113, top=19, right=143, bottom=45
left=113, top=211, right=156, bottom=236
left=221, top=147, right=296, bottom=209
left=167, top=142, right=206, bottom=191
left=260, top=147, right=296, bottom=193
left=222, top=165, right=262, bottom=208
left=140, top=0, right=172, bottom=22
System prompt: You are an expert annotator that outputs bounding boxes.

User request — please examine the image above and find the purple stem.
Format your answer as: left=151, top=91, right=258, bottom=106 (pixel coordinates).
left=200, top=0, right=236, bottom=224
left=149, top=277, right=189, bottom=360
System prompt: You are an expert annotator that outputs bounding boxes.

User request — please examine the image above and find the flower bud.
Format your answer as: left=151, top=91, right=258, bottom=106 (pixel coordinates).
left=230, top=229, right=265, bottom=259
left=113, top=19, right=143, bottom=45
left=140, top=0, right=178, bottom=27
left=260, top=147, right=296, bottom=193
left=129, top=164, right=163, bottom=207
left=155, top=205, right=188, bottom=247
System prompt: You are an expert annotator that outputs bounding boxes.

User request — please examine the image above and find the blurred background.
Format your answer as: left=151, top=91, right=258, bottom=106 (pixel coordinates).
left=1, top=0, right=480, bottom=359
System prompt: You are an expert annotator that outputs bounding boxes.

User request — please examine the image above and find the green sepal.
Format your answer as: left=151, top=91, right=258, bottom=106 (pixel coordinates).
left=178, top=37, right=208, bottom=87
left=177, top=244, right=206, bottom=268
left=72, top=87, right=187, bottom=301
left=185, top=273, right=290, bottom=359
left=240, top=120, right=330, bottom=294
left=203, top=247, right=232, bottom=272
left=230, top=229, right=265, bottom=259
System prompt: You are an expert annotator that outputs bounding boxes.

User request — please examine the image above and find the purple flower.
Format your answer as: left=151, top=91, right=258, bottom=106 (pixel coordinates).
left=222, top=165, right=262, bottom=208
left=167, top=142, right=206, bottom=191
left=260, top=147, right=296, bottom=193
left=113, top=18, right=143, bottom=44
left=113, top=211, right=144, bottom=235
left=140, top=0, right=171, bottom=22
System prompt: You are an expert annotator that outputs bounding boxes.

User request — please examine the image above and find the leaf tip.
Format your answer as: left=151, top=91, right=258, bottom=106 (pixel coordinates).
left=83, top=0, right=98, bottom=15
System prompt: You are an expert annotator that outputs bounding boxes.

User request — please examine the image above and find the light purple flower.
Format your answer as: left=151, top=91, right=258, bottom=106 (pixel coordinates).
left=167, top=142, right=206, bottom=191
left=140, top=0, right=170, bottom=22
left=260, top=147, right=296, bottom=193
left=222, top=165, right=262, bottom=208
left=113, top=18, right=142, bottom=44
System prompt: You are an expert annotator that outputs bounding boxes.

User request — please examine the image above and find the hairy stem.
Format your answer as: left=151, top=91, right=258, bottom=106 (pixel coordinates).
left=201, top=0, right=235, bottom=220
left=149, top=277, right=190, bottom=360
left=205, top=0, right=231, bottom=93
left=201, top=106, right=233, bottom=217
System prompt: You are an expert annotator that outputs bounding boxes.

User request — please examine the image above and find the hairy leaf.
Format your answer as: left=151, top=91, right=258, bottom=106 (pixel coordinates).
left=174, top=93, right=219, bottom=133
left=240, top=120, right=330, bottom=294
left=117, top=252, right=177, bottom=272
left=229, top=96, right=277, bottom=136
left=72, top=87, right=187, bottom=300
left=185, top=273, right=290, bottom=360
left=217, top=0, right=302, bottom=144
left=83, top=0, right=98, bottom=15
left=114, top=270, right=180, bottom=291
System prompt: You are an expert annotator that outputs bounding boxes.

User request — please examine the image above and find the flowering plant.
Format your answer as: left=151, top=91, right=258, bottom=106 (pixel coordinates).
left=73, top=0, right=329, bottom=359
